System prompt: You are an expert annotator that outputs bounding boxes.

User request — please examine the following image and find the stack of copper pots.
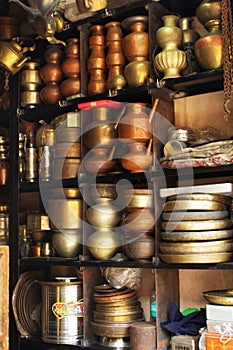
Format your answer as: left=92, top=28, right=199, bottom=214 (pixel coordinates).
left=91, top=283, right=144, bottom=344
left=52, top=111, right=81, bottom=180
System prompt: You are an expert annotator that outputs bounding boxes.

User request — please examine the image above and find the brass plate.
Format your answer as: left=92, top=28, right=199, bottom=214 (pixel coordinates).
left=202, top=290, right=233, bottom=305
left=162, top=211, right=229, bottom=221
left=161, top=229, right=233, bottom=241
left=162, top=219, right=232, bottom=231
left=159, top=252, right=233, bottom=264
left=163, top=200, right=227, bottom=212
left=160, top=239, right=233, bottom=254
left=167, top=194, right=232, bottom=206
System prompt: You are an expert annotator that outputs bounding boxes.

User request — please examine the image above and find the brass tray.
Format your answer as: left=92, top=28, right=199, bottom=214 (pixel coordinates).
left=162, top=211, right=229, bottom=221
left=159, top=252, right=233, bottom=264
left=161, top=219, right=232, bottom=231
left=161, top=229, right=233, bottom=242
left=160, top=239, right=233, bottom=254
left=202, top=290, right=233, bottom=305
left=167, top=194, right=232, bottom=206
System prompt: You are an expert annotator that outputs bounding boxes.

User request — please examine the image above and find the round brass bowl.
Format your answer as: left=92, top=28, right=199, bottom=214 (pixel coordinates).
left=160, top=239, right=233, bottom=254
left=86, top=203, right=122, bottom=228
left=52, top=158, right=81, bottom=180
left=161, top=219, right=232, bottom=231
left=202, top=290, right=233, bottom=305
left=161, top=229, right=233, bottom=242
left=93, top=309, right=143, bottom=322
left=162, top=210, right=229, bottom=221
left=159, top=252, right=233, bottom=264
left=124, top=189, right=153, bottom=209
left=167, top=193, right=232, bottom=206
left=163, top=200, right=227, bottom=212
left=85, top=183, right=117, bottom=204
left=95, top=301, right=141, bottom=313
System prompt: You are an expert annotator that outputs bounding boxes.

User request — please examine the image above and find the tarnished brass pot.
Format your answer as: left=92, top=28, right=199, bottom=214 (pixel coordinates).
left=124, top=232, right=155, bottom=261
left=86, top=202, right=122, bottom=228
left=124, top=60, right=149, bottom=87
left=52, top=230, right=82, bottom=258
left=87, top=228, right=121, bottom=260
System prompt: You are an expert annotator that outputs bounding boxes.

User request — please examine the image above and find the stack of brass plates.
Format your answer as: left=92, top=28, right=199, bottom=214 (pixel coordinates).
left=159, top=193, right=233, bottom=264
left=91, top=284, right=144, bottom=339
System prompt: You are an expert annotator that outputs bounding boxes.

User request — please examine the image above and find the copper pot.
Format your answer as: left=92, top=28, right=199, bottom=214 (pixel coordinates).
left=0, top=16, right=20, bottom=40
left=121, top=209, right=155, bottom=234
left=40, top=63, right=63, bottom=85
left=83, top=148, right=119, bottom=175
left=60, top=77, right=81, bottom=98
left=40, top=84, right=61, bottom=104
left=121, top=16, right=149, bottom=62
left=118, top=103, right=152, bottom=144
left=44, top=44, right=64, bottom=64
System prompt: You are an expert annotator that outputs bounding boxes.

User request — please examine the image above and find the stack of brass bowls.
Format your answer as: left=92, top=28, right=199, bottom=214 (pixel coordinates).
left=121, top=189, right=155, bottom=261
left=52, top=112, right=81, bottom=180
left=160, top=193, right=233, bottom=264
left=91, top=284, right=144, bottom=342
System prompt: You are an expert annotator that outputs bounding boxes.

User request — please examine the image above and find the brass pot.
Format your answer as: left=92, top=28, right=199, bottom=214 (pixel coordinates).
left=0, top=38, right=35, bottom=75
left=118, top=103, right=152, bottom=144
left=121, top=142, right=152, bottom=173
left=124, top=60, right=149, bottom=87
left=121, top=16, right=149, bottom=62
left=86, top=203, right=122, bottom=228
left=76, top=0, right=107, bottom=13
left=124, top=232, right=155, bottom=261
left=54, top=142, right=81, bottom=158
left=194, top=24, right=222, bottom=70
left=47, top=199, right=83, bottom=230
left=124, top=189, right=153, bottom=209
left=196, top=0, right=221, bottom=27
left=55, top=127, right=81, bottom=143
left=83, top=148, right=119, bottom=175
left=87, top=228, right=121, bottom=260
left=20, top=61, right=42, bottom=90
left=121, top=209, right=155, bottom=233
left=20, top=90, right=40, bottom=108
left=52, top=229, right=82, bottom=258
left=52, top=158, right=81, bottom=180
left=84, top=107, right=117, bottom=149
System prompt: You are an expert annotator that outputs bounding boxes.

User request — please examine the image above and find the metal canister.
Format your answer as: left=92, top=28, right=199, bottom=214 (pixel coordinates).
left=25, top=147, right=37, bottom=182
left=37, top=145, right=52, bottom=181
left=39, top=277, right=83, bottom=345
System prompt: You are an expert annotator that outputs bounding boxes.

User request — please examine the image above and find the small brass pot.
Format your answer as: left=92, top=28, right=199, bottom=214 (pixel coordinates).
left=47, top=199, right=83, bottom=230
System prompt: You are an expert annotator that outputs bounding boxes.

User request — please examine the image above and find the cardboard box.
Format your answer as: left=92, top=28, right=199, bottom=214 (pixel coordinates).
left=207, top=320, right=233, bottom=333
left=206, top=304, right=233, bottom=322
left=171, top=335, right=199, bottom=350
left=206, top=332, right=233, bottom=350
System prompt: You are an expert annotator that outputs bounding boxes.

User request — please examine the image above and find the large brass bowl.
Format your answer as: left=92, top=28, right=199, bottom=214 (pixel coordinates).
left=163, top=200, right=227, bottom=212
left=162, top=219, right=233, bottom=231
left=202, top=290, right=233, bottom=305
left=124, top=189, right=153, bottom=209
left=159, top=252, right=233, bottom=264
left=161, top=229, right=233, bottom=242
left=160, top=239, right=233, bottom=254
